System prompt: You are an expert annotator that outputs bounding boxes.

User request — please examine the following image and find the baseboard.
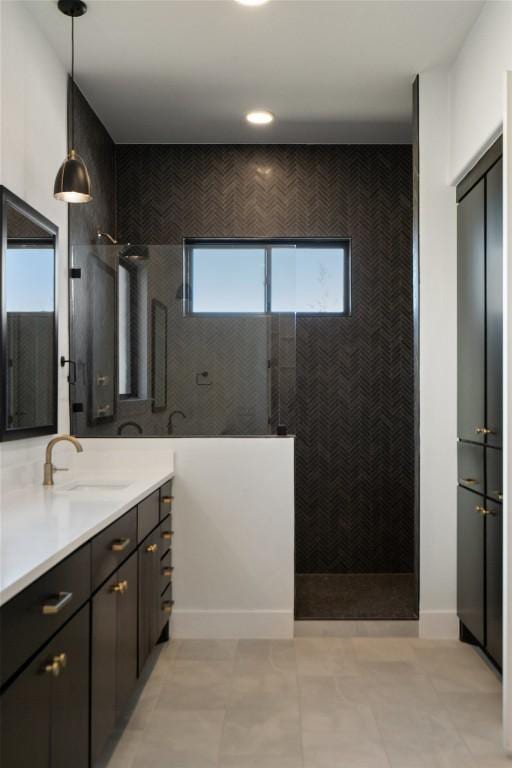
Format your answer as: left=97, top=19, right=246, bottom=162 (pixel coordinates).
left=171, top=610, right=294, bottom=639
left=419, top=610, right=459, bottom=639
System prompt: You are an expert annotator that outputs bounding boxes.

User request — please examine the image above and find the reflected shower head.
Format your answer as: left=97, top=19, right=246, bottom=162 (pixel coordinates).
left=119, top=244, right=149, bottom=262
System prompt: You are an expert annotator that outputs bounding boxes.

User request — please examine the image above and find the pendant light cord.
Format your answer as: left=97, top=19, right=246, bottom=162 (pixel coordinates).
left=70, top=14, right=75, bottom=150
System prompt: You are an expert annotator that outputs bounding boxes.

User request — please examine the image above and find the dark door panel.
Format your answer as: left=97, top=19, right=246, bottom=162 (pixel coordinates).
left=458, top=441, right=484, bottom=496
left=116, top=552, right=138, bottom=718
left=0, top=644, right=51, bottom=768
left=50, top=605, right=90, bottom=768
left=91, top=575, right=117, bottom=764
left=486, top=159, right=503, bottom=448
left=457, top=486, right=485, bottom=644
left=458, top=179, right=485, bottom=443
left=486, top=498, right=502, bottom=667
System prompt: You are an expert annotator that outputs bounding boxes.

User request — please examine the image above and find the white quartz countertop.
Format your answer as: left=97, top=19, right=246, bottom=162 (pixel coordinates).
left=0, top=467, right=174, bottom=606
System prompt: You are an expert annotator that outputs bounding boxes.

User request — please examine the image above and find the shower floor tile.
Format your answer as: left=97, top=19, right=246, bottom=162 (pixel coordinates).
left=295, top=573, right=417, bottom=620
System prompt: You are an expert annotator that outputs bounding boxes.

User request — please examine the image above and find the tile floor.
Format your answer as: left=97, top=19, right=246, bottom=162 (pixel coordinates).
left=103, top=629, right=506, bottom=768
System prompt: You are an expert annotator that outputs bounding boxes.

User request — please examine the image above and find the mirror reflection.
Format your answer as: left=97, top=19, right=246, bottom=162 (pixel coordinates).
left=2, top=190, right=57, bottom=439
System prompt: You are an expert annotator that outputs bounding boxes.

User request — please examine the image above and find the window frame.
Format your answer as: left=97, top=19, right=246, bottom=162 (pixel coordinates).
left=118, top=255, right=139, bottom=400
left=183, top=238, right=352, bottom=317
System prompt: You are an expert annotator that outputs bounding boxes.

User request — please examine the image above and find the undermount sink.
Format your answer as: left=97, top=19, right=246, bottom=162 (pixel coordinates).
left=57, top=482, right=132, bottom=493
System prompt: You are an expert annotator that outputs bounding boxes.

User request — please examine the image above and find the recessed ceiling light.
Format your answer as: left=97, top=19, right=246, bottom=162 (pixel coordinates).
left=246, top=110, right=274, bottom=126
left=236, top=0, right=270, bottom=6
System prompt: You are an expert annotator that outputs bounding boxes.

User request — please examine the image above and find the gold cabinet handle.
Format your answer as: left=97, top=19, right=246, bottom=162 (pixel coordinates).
left=475, top=427, right=493, bottom=435
left=54, top=652, right=67, bottom=669
left=112, top=580, right=128, bottom=594
left=42, top=591, right=73, bottom=615
left=497, top=493, right=503, bottom=501
left=45, top=660, right=61, bottom=677
left=162, top=566, right=174, bottom=578
left=161, top=600, right=174, bottom=614
left=161, top=496, right=173, bottom=505
left=461, top=477, right=478, bottom=485
left=476, top=505, right=493, bottom=517
left=111, top=537, right=130, bottom=552
left=146, top=543, right=157, bottom=553
left=162, top=531, right=174, bottom=541
left=45, top=653, right=67, bottom=677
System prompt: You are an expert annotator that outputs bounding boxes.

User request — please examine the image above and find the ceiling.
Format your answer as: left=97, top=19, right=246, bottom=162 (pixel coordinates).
left=28, top=0, right=483, bottom=144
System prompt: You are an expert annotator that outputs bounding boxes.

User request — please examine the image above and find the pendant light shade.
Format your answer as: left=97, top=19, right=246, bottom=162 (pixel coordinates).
left=54, top=0, right=92, bottom=204
left=54, top=149, right=92, bottom=203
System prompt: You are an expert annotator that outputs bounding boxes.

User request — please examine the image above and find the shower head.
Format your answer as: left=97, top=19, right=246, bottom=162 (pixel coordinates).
left=96, top=229, right=118, bottom=244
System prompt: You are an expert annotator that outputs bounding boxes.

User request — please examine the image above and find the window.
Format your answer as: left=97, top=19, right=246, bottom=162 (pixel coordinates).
left=118, top=260, right=138, bottom=398
left=185, top=240, right=350, bottom=315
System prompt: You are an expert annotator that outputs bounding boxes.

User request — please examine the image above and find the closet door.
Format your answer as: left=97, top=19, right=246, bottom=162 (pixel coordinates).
left=486, top=499, right=503, bottom=667
left=457, top=486, right=485, bottom=644
left=486, top=159, right=503, bottom=448
left=458, top=179, right=486, bottom=443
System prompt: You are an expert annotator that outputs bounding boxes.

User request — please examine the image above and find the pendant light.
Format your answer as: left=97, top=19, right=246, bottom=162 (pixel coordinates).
left=54, top=0, right=92, bottom=203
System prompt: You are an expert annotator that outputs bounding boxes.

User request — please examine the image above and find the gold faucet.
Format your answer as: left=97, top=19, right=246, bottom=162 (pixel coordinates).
left=43, top=435, right=83, bottom=486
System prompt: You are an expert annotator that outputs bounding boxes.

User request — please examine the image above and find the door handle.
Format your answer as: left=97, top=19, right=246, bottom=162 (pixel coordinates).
left=162, top=530, right=174, bottom=541
left=161, top=496, right=173, bottom=505
left=475, top=427, right=493, bottom=435
left=146, top=543, right=157, bottom=553
left=476, top=505, right=495, bottom=517
left=42, top=592, right=73, bottom=615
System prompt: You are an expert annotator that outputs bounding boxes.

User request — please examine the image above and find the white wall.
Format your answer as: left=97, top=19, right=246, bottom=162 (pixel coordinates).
left=450, top=1, right=512, bottom=183
left=78, top=437, right=295, bottom=639
left=0, top=0, right=69, bottom=484
left=418, top=67, right=458, bottom=639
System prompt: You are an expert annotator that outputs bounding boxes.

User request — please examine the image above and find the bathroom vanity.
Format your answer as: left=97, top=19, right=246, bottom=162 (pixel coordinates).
left=0, top=470, right=174, bottom=768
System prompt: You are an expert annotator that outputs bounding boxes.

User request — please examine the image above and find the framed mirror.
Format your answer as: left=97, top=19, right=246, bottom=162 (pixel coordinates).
left=151, top=299, right=167, bottom=412
left=0, top=187, right=58, bottom=441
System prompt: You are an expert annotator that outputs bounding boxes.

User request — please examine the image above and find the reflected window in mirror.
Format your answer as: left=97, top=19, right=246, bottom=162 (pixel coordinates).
left=1, top=187, right=58, bottom=441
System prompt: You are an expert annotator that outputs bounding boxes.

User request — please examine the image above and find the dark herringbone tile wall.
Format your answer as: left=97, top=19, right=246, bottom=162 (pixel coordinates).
left=115, top=144, right=414, bottom=574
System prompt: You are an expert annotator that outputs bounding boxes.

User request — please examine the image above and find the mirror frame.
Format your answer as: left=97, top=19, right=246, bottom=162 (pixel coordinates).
left=0, top=186, right=59, bottom=442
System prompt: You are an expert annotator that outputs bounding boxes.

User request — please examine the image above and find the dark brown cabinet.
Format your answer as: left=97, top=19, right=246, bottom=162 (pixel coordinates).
left=457, top=177, right=485, bottom=444
left=0, top=605, right=90, bottom=768
left=0, top=476, right=174, bottom=768
left=457, top=141, right=502, bottom=668
left=457, top=487, right=485, bottom=645
left=91, top=552, right=138, bottom=764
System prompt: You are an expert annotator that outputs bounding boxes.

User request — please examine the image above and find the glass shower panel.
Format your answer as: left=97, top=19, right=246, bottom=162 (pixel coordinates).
left=70, top=244, right=296, bottom=437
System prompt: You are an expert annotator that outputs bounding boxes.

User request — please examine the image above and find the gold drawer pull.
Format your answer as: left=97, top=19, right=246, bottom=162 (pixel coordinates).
left=161, top=600, right=174, bottom=614
left=497, top=493, right=503, bottom=501
left=146, top=543, right=157, bottom=553
left=42, top=592, right=72, bottom=615
left=45, top=653, right=67, bottom=677
left=112, top=580, right=128, bottom=594
left=162, top=566, right=174, bottom=578
left=111, top=537, right=130, bottom=552
left=162, top=530, right=174, bottom=541
left=475, top=427, right=493, bottom=435
left=461, top=477, right=478, bottom=485
left=161, top=495, right=173, bottom=505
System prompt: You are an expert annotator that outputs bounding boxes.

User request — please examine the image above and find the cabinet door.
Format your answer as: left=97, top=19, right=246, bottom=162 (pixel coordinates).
left=486, top=498, right=502, bottom=667
left=486, top=159, right=503, bottom=448
left=116, top=552, right=138, bottom=718
left=50, top=605, right=90, bottom=768
left=138, top=532, right=161, bottom=672
left=0, top=644, right=51, bottom=768
left=458, top=179, right=485, bottom=443
left=91, top=575, right=117, bottom=764
left=457, top=486, right=485, bottom=644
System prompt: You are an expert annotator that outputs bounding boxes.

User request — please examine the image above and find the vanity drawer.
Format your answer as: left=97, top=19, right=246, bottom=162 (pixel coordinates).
left=160, top=480, right=174, bottom=520
left=486, top=447, right=503, bottom=503
left=160, top=549, right=173, bottom=595
left=92, top=507, right=137, bottom=590
left=0, top=543, right=91, bottom=687
left=160, top=583, right=174, bottom=635
left=137, top=491, right=160, bottom=542
left=458, top=441, right=484, bottom=495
